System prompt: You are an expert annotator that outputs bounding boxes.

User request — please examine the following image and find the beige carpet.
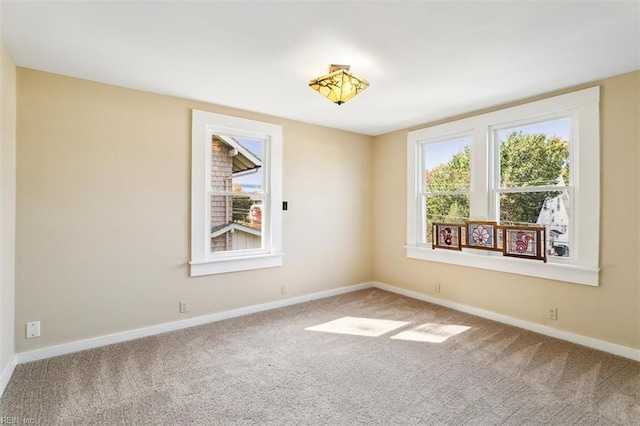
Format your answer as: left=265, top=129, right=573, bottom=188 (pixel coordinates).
left=1, top=288, right=638, bottom=425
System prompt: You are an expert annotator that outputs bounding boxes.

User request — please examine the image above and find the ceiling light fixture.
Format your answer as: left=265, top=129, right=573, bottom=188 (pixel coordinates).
left=308, top=64, right=369, bottom=105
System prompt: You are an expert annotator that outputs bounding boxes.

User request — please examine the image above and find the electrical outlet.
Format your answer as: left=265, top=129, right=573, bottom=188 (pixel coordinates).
left=548, top=307, right=558, bottom=321
left=435, top=282, right=441, bottom=293
left=26, top=321, right=40, bottom=338
left=180, top=300, right=188, bottom=313
left=281, top=284, right=287, bottom=294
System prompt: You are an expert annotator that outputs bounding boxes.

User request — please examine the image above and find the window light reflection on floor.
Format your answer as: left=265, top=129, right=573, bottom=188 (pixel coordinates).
left=390, top=323, right=471, bottom=343
left=305, top=316, right=409, bottom=337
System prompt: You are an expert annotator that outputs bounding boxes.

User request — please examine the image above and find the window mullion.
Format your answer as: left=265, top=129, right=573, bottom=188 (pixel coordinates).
left=470, top=127, right=487, bottom=220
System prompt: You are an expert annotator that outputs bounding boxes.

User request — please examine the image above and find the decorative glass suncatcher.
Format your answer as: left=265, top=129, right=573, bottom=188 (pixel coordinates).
left=502, top=226, right=546, bottom=262
left=431, top=221, right=546, bottom=262
left=432, top=223, right=462, bottom=251
left=465, top=221, right=497, bottom=250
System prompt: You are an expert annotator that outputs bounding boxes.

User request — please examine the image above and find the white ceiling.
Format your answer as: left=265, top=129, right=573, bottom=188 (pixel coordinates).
left=2, top=0, right=639, bottom=136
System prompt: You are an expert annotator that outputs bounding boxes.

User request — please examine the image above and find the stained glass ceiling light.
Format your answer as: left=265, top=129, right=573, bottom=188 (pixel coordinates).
left=308, top=64, right=369, bottom=105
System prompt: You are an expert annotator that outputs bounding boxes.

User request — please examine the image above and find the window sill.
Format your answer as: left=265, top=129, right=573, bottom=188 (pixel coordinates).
left=190, top=252, right=284, bottom=276
left=405, top=245, right=598, bottom=286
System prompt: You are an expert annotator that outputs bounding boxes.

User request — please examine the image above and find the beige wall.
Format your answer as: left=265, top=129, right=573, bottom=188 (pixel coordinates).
left=373, top=71, right=640, bottom=349
left=15, top=68, right=373, bottom=351
left=1, top=42, right=17, bottom=373
left=12, top=66, right=640, bottom=354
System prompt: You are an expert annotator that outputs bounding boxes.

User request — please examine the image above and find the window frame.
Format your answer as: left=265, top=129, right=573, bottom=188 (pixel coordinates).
left=406, top=87, right=600, bottom=286
left=190, top=110, right=283, bottom=276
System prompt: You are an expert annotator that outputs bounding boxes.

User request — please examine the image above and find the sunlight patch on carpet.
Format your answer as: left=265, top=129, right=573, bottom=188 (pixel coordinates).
left=305, top=316, right=409, bottom=337
left=390, top=323, right=471, bottom=343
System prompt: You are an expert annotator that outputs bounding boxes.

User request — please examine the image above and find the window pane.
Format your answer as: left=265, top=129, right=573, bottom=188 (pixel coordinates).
left=498, top=118, right=570, bottom=188
left=425, top=194, right=469, bottom=243
left=210, top=134, right=264, bottom=253
left=423, top=137, right=471, bottom=192
left=231, top=137, right=263, bottom=193
left=212, top=135, right=264, bottom=193
left=211, top=194, right=263, bottom=253
left=499, top=190, right=570, bottom=258
left=211, top=194, right=231, bottom=252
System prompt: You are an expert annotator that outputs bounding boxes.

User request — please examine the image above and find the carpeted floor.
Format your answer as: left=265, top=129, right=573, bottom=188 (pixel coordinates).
left=1, top=288, right=639, bottom=425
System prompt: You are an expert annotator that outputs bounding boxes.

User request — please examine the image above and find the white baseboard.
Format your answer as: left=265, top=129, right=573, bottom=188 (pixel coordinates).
left=372, top=281, right=640, bottom=362
left=0, top=354, right=17, bottom=398
left=16, top=281, right=373, bottom=364
left=13, top=280, right=639, bottom=365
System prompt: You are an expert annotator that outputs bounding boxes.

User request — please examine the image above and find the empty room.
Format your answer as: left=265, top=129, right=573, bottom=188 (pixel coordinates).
left=1, top=1, right=639, bottom=425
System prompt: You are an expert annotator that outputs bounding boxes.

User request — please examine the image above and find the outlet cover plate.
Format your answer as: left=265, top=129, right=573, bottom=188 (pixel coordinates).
left=26, top=321, right=40, bottom=338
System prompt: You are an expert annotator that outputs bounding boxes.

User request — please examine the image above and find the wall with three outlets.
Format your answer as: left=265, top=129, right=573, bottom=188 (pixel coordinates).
left=12, top=67, right=640, bottom=355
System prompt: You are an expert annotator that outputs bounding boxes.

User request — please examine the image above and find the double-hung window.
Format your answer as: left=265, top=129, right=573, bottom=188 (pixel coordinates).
left=190, top=110, right=283, bottom=276
left=492, top=117, right=574, bottom=260
left=407, top=87, right=600, bottom=286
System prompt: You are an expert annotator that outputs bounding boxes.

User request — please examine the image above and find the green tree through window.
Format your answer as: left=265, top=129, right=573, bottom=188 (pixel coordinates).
left=499, top=131, right=569, bottom=225
left=426, top=145, right=470, bottom=228
left=426, top=132, right=569, bottom=231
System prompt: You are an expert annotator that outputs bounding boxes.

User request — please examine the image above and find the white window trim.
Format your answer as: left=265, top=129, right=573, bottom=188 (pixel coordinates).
left=190, top=110, right=283, bottom=276
left=406, top=87, right=600, bottom=286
